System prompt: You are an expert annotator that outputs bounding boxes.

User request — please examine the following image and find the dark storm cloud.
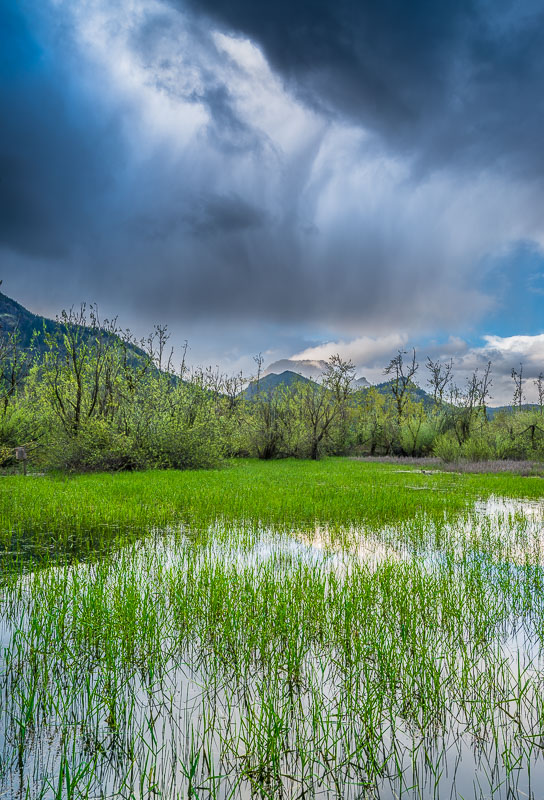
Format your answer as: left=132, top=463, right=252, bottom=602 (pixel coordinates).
left=177, top=0, right=544, bottom=177
left=2, top=0, right=544, bottom=357
left=183, top=193, right=268, bottom=236
left=0, top=2, right=125, bottom=258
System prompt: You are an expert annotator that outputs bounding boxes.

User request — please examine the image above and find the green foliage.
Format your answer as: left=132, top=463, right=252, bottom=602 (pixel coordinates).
left=433, top=430, right=462, bottom=462
left=461, top=434, right=494, bottom=462
left=40, top=418, right=137, bottom=473
left=4, top=295, right=544, bottom=471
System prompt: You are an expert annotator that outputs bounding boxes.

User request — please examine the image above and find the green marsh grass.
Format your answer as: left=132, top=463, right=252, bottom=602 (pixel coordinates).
left=2, top=459, right=544, bottom=798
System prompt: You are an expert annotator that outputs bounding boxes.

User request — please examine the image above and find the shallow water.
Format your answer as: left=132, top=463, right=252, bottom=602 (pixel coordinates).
left=2, top=497, right=544, bottom=799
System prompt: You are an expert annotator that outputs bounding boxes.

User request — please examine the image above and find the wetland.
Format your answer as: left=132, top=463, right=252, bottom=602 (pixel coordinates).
left=2, top=459, right=544, bottom=799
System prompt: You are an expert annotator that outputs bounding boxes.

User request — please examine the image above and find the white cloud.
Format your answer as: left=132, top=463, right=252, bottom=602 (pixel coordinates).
left=482, top=333, right=544, bottom=361
left=292, top=333, right=407, bottom=366
left=287, top=332, right=544, bottom=404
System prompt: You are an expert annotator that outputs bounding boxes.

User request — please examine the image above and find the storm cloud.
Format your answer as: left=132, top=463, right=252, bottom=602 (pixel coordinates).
left=2, top=0, right=544, bottom=372
left=178, top=0, right=544, bottom=178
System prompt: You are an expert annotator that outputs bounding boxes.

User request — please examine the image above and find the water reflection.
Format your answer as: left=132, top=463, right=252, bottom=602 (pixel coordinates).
left=2, top=496, right=544, bottom=798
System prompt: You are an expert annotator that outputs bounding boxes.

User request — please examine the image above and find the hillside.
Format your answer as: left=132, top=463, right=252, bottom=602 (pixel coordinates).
left=243, top=370, right=311, bottom=398
left=0, top=290, right=55, bottom=349
left=0, top=290, right=147, bottom=362
left=372, top=379, right=436, bottom=410
left=486, top=404, right=542, bottom=420
left=1, top=292, right=526, bottom=415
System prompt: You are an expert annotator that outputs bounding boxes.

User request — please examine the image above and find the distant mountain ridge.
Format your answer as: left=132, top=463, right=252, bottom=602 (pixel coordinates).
left=264, top=359, right=327, bottom=379
left=0, top=292, right=523, bottom=413
left=264, top=357, right=370, bottom=386
left=486, top=404, right=542, bottom=419
left=243, top=370, right=311, bottom=398
left=243, top=370, right=437, bottom=408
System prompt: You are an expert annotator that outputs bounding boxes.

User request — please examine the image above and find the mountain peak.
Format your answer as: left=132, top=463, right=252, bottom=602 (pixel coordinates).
left=264, top=358, right=328, bottom=380
left=264, top=357, right=371, bottom=387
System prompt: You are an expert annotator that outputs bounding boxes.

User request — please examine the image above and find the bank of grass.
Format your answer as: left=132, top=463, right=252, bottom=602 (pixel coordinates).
left=1, top=457, right=544, bottom=550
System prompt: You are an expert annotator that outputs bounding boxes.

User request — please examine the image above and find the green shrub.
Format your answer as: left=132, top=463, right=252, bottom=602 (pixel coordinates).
left=433, top=431, right=462, bottom=462
left=42, top=418, right=139, bottom=473
left=461, top=435, right=493, bottom=462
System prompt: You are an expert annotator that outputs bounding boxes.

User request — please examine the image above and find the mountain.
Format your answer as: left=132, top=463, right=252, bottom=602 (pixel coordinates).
left=2, top=292, right=528, bottom=415
left=243, top=370, right=311, bottom=398
left=0, top=290, right=54, bottom=348
left=264, top=358, right=328, bottom=379
left=264, top=358, right=370, bottom=386
left=0, top=290, right=147, bottom=362
left=244, top=370, right=443, bottom=413
left=372, top=379, right=436, bottom=409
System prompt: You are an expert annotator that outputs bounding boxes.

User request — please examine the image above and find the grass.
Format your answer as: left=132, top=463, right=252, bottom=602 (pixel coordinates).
left=1, top=457, right=544, bottom=549
left=2, top=458, right=544, bottom=798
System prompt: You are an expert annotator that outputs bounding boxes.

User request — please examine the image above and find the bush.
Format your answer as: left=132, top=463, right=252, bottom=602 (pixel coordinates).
left=400, top=420, right=436, bottom=456
left=433, top=431, right=462, bottom=462
left=42, top=419, right=139, bottom=473
left=461, top=435, right=494, bottom=462
left=493, top=431, right=524, bottom=460
left=140, top=419, right=224, bottom=469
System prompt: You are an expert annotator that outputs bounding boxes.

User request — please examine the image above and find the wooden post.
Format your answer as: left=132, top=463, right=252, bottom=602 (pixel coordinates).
left=15, top=446, right=28, bottom=476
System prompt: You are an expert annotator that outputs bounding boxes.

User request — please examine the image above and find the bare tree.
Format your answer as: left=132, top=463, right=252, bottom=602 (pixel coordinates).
left=452, top=364, right=492, bottom=442
left=384, top=349, right=418, bottom=422
left=247, top=353, right=291, bottom=459
left=253, top=353, right=264, bottom=390
left=298, top=381, right=337, bottom=460
left=534, top=372, right=544, bottom=413
left=425, top=357, right=453, bottom=406
left=145, top=324, right=174, bottom=373
left=296, top=355, right=355, bottom=459
left=511, top=363, right=524, bottom=410
left=479, top=361, right=493, bottom=421
left=222, top=371, right=245, bottom=415
left=322, top=354, right=356, bottom=404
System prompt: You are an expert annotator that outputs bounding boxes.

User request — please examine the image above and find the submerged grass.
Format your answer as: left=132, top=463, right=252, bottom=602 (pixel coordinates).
left=2, top=459, right=544, bottom=798
left=2, top=457, right=544, bottom=554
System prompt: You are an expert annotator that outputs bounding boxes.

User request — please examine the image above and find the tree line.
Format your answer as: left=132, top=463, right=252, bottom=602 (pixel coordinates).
left=1, top=307, right=544, bottom=471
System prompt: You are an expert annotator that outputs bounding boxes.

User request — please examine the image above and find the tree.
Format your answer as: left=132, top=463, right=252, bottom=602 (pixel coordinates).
left=384, top=349, right=418, bottom=422
left=0, top=324, right=33, bottom=414
left=294, top=355, right=356, bottom=460
left=512, top=363, right=524, bottom=410
left=40, top=306, right=121, bottom=436
left=425, top=357, right=453, bottom=406
left=401, top=397, right=428, bottom=456
left=446, top=362, right=492, bottom=444
left=359, top=387, right=396, bottom=455
left=534, top=372, right=544, bottom=413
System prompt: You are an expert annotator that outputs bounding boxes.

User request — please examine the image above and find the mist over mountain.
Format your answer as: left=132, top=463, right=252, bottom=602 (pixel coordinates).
left=264, top=359, right=328, bottom=380
left=264, top=358, right=370, bottom=386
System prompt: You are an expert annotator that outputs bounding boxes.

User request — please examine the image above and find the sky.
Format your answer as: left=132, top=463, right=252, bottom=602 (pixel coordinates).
left=2, top=0, right=544, bottom=403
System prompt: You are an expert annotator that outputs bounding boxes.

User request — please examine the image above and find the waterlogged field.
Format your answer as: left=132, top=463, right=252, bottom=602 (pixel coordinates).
left=2, top=459, right=544, bottom=798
